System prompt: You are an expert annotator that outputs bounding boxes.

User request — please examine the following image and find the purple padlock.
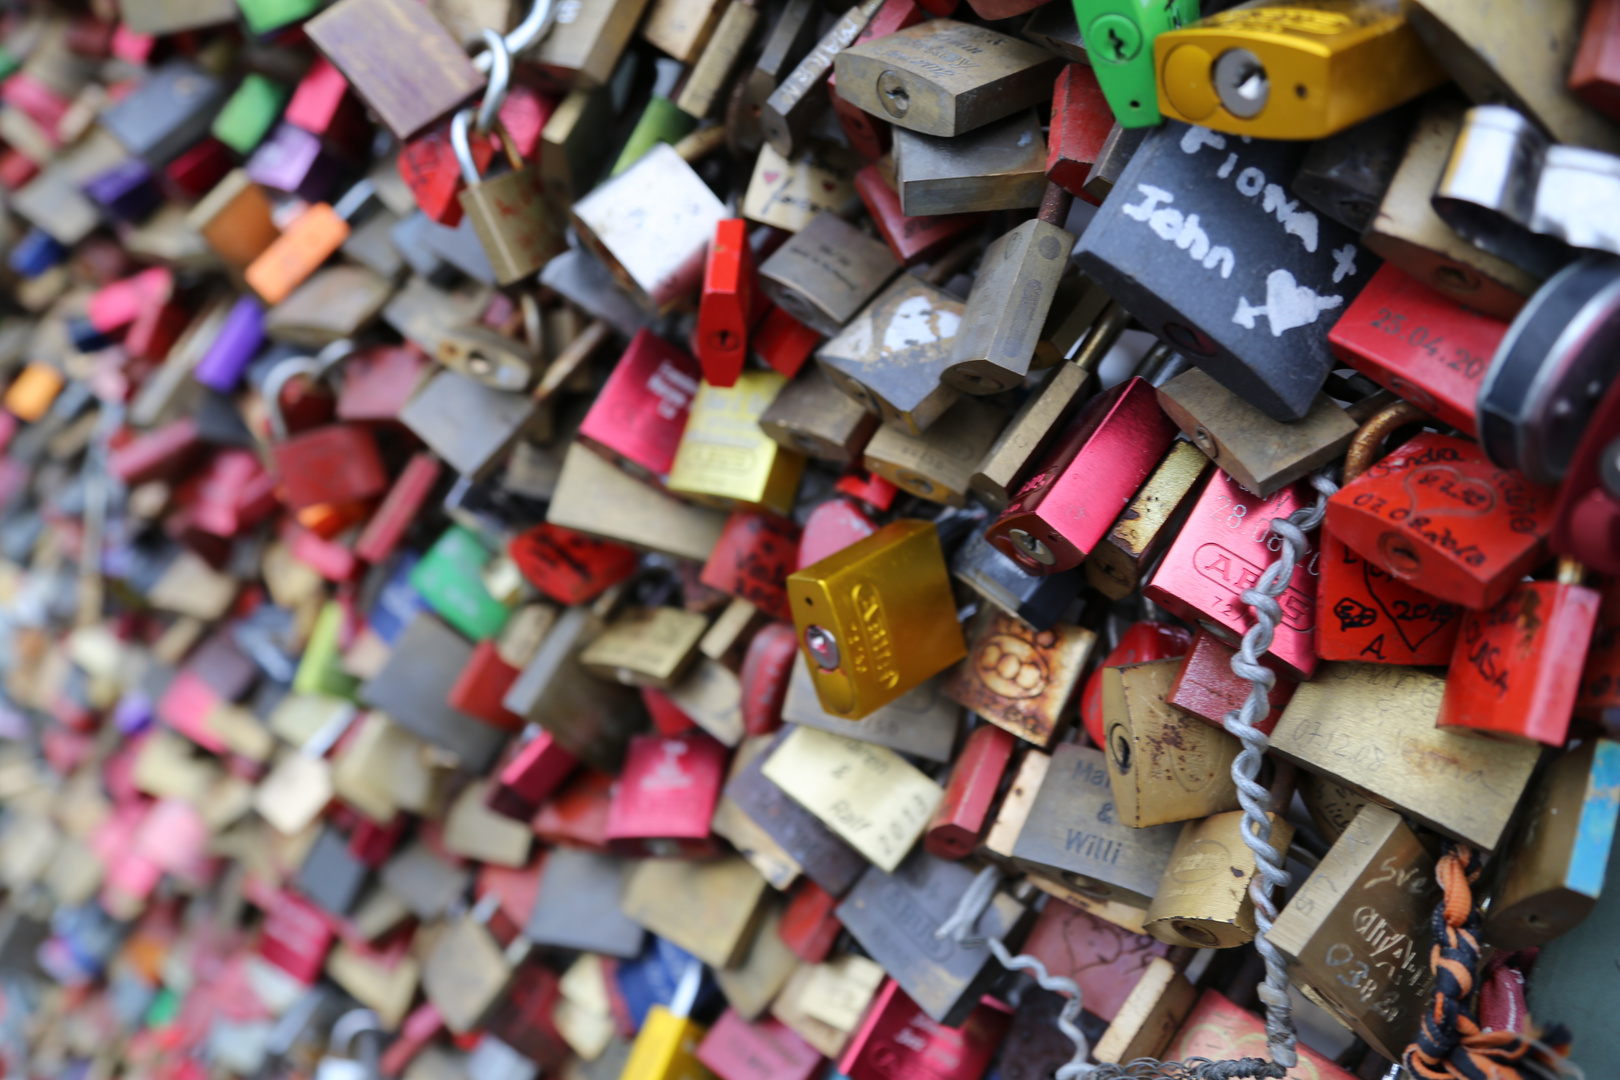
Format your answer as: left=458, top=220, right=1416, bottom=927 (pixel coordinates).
left=193, top=297, right=265, bottom=393
left=81, top=160, right=162, bottom=223
left=245, top=122, right=347, bottom=203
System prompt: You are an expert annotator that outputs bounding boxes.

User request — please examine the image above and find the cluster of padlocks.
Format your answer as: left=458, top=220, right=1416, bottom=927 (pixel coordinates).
left=0, top=0, right=1615, bottom=1079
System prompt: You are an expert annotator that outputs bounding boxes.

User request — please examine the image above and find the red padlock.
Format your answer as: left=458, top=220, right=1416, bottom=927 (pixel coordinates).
left=1328, top=262, right=1507, bottom=439
left=1317, top=402, right=1463, bottom=666
left=642, top=687, right=698, bottom=737
left=1549, top=374, right=1620, bottom=575
left=698, top=1011, right=823, bottom=1080
left=741, top=622, right=798, bottom=736
left=840, top=981, right=1010, bottom=1080
left=262, top=352, right=390, bottom=513
left=796, top=494, right=877, bottom=569
left=1046, top=64, right=1113, bottom=204
left=1166, top=628, right=1293, bottom=735
left=604, top=732, right=729, bottom=857
left=1145, top=471, right=1322, bottom=681
left=1078, top=621, right=1192, bottom=747
left=698, top=219, right=758, bottom=388
left=986, top=377, right=1180, bottom=576
left=337, top=343, right=433, bottom=423
left=1439, top=560, right=1600, bottom=746
left=778, top=879, right=842, bottom=963
left=924, top=723, right=1016, bottom=858
left=354, top=453, right=442, bottom=565
left=1578, top=575, right=1620, bottom=730
left=487, top=732, right=579, bottom=821
left=509, top=522, right=639, bottom=605
left=533, top=769, right=615, bottom=852
left=700, top=510, right=801, bottom=621
left=257, top=889, right=335, bottom=986
left=285, top=57, right=372, bottom=149
left=855, top=163, right=980, bottom=267
left=447, top=640, right=527, bottom=732
left=1326, top=432, right=1556, bottom=612
left=577, top=328, right=702, bottom=482
left=399, top=118, right=497, bottom=227
left=752, top=305, right=822, bottom=379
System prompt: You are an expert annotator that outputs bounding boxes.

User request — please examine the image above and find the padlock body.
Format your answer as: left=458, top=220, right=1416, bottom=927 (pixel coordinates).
left=1315, top=533, right=1462, bottom=665
left=459, top=164, right=566, bottom=286
left=1144, top=810, right=1293, bottom=949
left=1074, top=0, right=1201, bottom=128
left=272, top=424, right=388, bottom=511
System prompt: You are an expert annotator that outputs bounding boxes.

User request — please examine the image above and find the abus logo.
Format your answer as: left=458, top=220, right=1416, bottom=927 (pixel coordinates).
left=851, top=583, right=899, bottom=689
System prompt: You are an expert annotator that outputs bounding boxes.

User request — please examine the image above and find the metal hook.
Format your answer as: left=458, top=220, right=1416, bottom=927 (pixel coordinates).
left=471, top=0, right=556, bottom=73
left=476, top=28, right=511, bottom=134
left=450, top=106, right=481, bottom=186
left=329, top=1009, right=382, bottom=1057
left=260, top=356, right=322, bottom=443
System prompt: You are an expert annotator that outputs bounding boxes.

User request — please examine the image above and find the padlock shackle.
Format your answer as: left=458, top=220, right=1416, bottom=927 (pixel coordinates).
left=475, top=28, right=510, bottom=135
left=1344, top=399, right=1429, bottom=483
left=471, top=0, right=556, bottom=74
left=330, top=1009, right=382, bottom=1056
left=261, top=356, right=322, bottom=443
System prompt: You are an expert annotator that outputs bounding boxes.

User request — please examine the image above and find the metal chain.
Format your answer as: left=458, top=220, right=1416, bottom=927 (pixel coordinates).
left=1221, top=468, right=1339, bottom=1071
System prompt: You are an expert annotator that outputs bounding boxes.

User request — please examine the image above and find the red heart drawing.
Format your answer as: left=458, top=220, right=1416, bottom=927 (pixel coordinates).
left=1362, top=557, right=1459, bottom=654
left=762, top=170, right=780, bottom=184
left=1400, top=464, right=1497, bottom=518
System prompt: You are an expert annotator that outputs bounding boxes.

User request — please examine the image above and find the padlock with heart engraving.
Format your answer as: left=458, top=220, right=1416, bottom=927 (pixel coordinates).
left=260, top=348, right=389, bottom=513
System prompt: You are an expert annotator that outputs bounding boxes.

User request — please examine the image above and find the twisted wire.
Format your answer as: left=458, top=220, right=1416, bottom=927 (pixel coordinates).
left=1220, top=468, right=1338, bottom=1070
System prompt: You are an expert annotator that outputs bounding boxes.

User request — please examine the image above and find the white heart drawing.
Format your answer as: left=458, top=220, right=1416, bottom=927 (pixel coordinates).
left=1232, top=268, right=1344, bottom=336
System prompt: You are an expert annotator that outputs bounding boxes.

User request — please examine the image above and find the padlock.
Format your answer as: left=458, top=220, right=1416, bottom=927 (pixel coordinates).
left=757, top=213, right=900, bottom=338
left=187, top=170, right=281, bottom=274
left=571, top=131, right=729, bottom=314
left=786, top=519, right=964, bottom=720
left=525, top=848, right=645, bottom=957
left=1022, top=898, right=1176, bottom=1029
left=676, top=0, right=761, bottom=121
left=607, top=732, right=729, bottom=856
left=1291, top=103, right=1417, bottom=234
left=1086, top=439, right=1212, bottom=601
left=1142, top=764, right=1294, bottom=949
left=622, top=857, right=770, bottom=969
left=1076, top=121, right=1376, bottom=422
left=1325, top=431, right=1556, bottom=612
left=315, top=1011, right=385, bottom=1080
left=893, top=110, right=1049, bottom=217
left=697, top=1011, right=820, bottom=1080
left=541, top=85, right=616, bottom=207
left=818, top=274, right=965, bottom=436
left=1479, top=255, right=1620, bottom=489
left=451, top=101, right=565, bottom=284
left=509, top=523, right=637, bottom=606
left=761, top=0, right=884, bottom=157
left=1328, top=261, right=1507, bottom=438
left=668, top=373, right=806, bottom=515
left=400, top=369, right=539, bottom=483
left=306, top=0, right=485, bottom=141
left=942, top=612, right=1093, bottom=750
left=533, top=0, right=646, bottom=89
left=1361, top=93, right=1539, bottom=321
left=758, top=365, right=878, bottom=466
left=1091, top=957, right=1198, bottom=1064
left=697, top=511, right=800, bottom=623
left=1078, top=621, right=1192, bottom=747
left=99, top=60, right=228, bottom=165
left=1163, top=989, right=1358, bottom=1079
left=862, top=396, right=1008, bottom=507
left=213, top=73, right=290, bottom=158
left=1438, top=560, right=1600, bottom=746
left=782, top=650, right=959, bottom=764
left=549, top=443, right=729, bottom=562
left=1269, top=662, right=1539, bottom=852
left=488, top=729, right=578, bottom=820
left=985, top=376, right=1179, bottom=577
left=1047, top=63, right=1115, bottom=202
left=1486, top=738, right=1620, bottom=952
left=259, top=353, right=389, bottom=513
left=1405, top=0, right=1620, bottom=153
left=950, top=530, right=1082, bottom=634
left=854, top=163, right=979, bottom=268
left=826, top=0, right=922, bottom=161
left=618, top=959, right=717, bottom=1080
left=1074, top=0, right=1199, bottom=128
left=741, top=141, right=861, bottom=234
left=697, top=219, right=758, bottom=388
left=762, top=725, right=942, bottom=871
left=1315, top=402, right=1466, bottom=667
left=1153, top=0, right=1445, bottom=140
left=736, top=0, right=819, bottom=152
left=1157, top=367, right=1395, bottom=498
left=837, top=853, right=1028, bottom=1027
left=1102, top=656, right=1241, bottom=828
left=1268, top=802, right=1438, bottom=1062
left=410, top=524, right=513, bottom=641
left=579, top=606, right=709, bottom=689
left=578, top=328, right=702, bottom=484
left=944, top=184, right=1076, bottom=395
left=837, top=980, right=1011, bottom=1080
left=924, top=723, right=1015, bottom=859
left=725, top=727, right=867, bottom=895
left=361, top=613, right=509, bottom=772
left=243, top=198, right=356, bottom=307
left=422, top=904, right=522, bottom=1034
left=1011, top=743, right=1182, bottom=913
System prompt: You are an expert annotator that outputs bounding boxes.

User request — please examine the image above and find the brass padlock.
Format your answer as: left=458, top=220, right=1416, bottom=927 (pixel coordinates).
left=758, top=365, right=879, bottom=466
left=862, top=396, right=1008, bottom=507
left=1085, top=439, right=1212, bottom=601
left=893, top=111, right=1048, bottom=217
left=1102, top=658, right=1241, bottom=828
left=786, top=518, right=966, bottom=720
left=757, top=212, right=900, bottom=337
left=817, top=274, right=965, bottom=435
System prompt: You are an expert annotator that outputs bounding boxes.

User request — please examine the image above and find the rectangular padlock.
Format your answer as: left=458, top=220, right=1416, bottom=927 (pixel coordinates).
left=668, top=373, right=806, bottom=515
left=781, top=653, right=960, bottom=764
left=1086, top=439, right=1212, bottom=601
left=1161, top=990, right=1356, bottom=1080
left=306, top=0, right=485, bottom=141
left=548, top=443, right=729, bottom=563
left=893, top=111, right=1048, bottom=217
left=725, top=728, right=867, bottom=896
left=834, top=20, right=1061, bottom=138
left=942, top=613, right=1093, bottom=749
left=924, top=723, right=1015, bottom=860
left=1075, top=121, right=1377, bottom=422
left=579, top=607, right=709, bottom=690
left=758, top=366, right=878, bottom=466
left=835, top=857, right=1025, bottom=1030
left=839, top=980, right=1010, bottom=1080
left=620, top=856, right=770, bottom=968
left=1074, top=0, right=1199, bottom=129
left=1022, top=899, right=1173, bottom=1025
left=579, top=329, right=702, bottom=483
left=985, top=376, right=1180, bottom=577
left=786, top=518, right=965, bottom=720
left=862, top=397, right=1009, bottom=508
left=1048, top=64, right=1115, bottom=201
left=854, top=163, right=979, bottom=268
left=1144, top=471, right=1321, bottom=681
left=1268, top=661, right=1540, bottom=852
left=697, top=219, right=759, bottom=388
left=697, top=1012, right=821, bottom=1080
left=951, top=530, right=1084, bottom=632
left=757, top=213, right=900, bottom=337
left=525, top=848, right=646, bottom=957
left=1327, top=261, right=1507, bottom=438
left=1102, top=658, right=1241, bottom=828
left=607, top=732, right=728, bottom=855
left=1010, top=743, right=1182, bottom=910
left=741, top=142, right=861, bottom=234
left=361, top=613, right=508, bottom=772
left=1268, top=802, right=1437, bottom=1062
left=99, top=60, right=228, bottom=165
left=817, top=274, right=966, bottom=436
left=399, top=369, right=538, bottom=483
left=761, top=0, right=884, bottom=157
left=1325, top=431, right=1556, bottom=612
left=1166, top=628, right=1292, bottom=734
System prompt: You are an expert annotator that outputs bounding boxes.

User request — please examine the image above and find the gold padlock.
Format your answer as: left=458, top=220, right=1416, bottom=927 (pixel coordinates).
left=1103, top=659, right=1242, bottom=828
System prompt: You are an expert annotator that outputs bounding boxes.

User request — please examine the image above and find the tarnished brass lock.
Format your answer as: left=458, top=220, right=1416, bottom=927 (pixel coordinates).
left=817, top=274, right=965, bottom=435
left=1102, top=658, right=1241, bottom=829
left=757, top=213, right=900, bottom=337
left=1145, top=807, right=1294, bottom=950
left=893, top=111, right=1048, bottom=217
left=786, top=519, right=965, bottom=720
left=942, top=610, right=1094, bottom=749
left=1086, top=439, right=1212, bottom=601
left=861, top=396, right=1008, bottom=508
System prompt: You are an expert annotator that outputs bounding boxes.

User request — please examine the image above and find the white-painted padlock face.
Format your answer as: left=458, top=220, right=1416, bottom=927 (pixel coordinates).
left=315, top=1059, right=370, bottom=1080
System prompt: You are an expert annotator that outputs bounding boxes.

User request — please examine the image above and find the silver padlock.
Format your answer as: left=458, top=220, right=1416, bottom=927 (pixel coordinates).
left=313, top=1009, right=383, bottom=1080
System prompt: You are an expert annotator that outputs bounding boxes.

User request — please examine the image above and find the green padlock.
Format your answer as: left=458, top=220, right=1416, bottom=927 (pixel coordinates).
left=409, top=525, right=515, bottom=641
left=610, top=58, right=696, bottom=176
left=293, top=600, right=361, bottom=699
left=237, top=0, right=324, bottom=36
left=212, top=73, right=291, bottom=155
left=1072, top=0, right=1199, bottom=128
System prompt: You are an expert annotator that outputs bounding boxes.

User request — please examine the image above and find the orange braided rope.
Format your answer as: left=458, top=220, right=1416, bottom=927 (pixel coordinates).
left=1402, top=843, right=1572, bottom=1080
